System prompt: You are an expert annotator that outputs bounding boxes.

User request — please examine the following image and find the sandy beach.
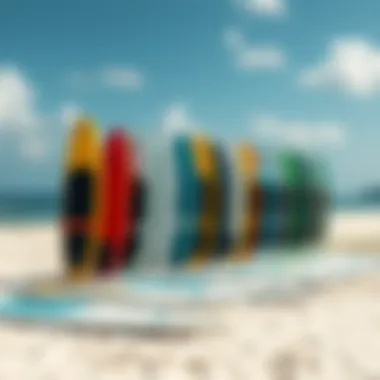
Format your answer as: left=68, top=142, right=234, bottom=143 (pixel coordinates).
left=0, top=212, right=379, bottom=380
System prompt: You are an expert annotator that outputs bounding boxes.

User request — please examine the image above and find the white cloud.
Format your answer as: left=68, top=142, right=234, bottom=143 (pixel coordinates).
left=162, top=103, right=198, bottom=135
left=0, top=66, right=48, bottom=161
left=0, top=66, right=38, bottom=132
left=235, top=0, right=285, bottom=17
left=252, top=114, right=346, bottom=150
left=69, top=66, right=144, bottom=91
left=60, top=104, right=82, bottom=128
left=224, top=28, right=285, bottom=71
left=100, top=66, right=144, bottom=90
left=299, top=37, right=380, bottom=96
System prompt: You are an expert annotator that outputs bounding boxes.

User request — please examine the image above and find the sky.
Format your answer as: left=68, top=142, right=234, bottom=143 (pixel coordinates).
left=0, top=0, right=380, bottom=195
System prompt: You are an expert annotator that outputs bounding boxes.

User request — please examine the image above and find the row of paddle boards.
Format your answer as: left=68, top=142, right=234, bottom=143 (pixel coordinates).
left=2, top=116, right=378, bottom=335
left=62, top=118, right=330, bottom=282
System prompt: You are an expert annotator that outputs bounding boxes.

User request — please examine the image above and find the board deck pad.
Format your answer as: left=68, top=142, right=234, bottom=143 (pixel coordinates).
left=0, top=254, right=379, bottom=333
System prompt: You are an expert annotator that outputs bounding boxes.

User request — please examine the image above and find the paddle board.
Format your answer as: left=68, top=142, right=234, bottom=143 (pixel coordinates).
left=298, top=155, right=330, bottom=245
left=280, top=151, right=310, bottom=246
left=99, top=128, right=139, bottom=274
left=134, top=137, right=176, bottom=271
left=170, top=135, right=201, bottom=266
left=231, top=143, right=260, bottom=260
left=256, top=151, right=283, bottom=249
left=62, top=117, right=102, bottom=282
left=213, top=143, right=232, bottom=259
left=127, top=151, right=145, bottom=267
left=189, top=135, right=222, bottom=268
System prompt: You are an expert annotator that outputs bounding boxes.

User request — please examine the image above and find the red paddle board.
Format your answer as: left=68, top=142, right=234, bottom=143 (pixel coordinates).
left=100, top=128, right=138, bottom=274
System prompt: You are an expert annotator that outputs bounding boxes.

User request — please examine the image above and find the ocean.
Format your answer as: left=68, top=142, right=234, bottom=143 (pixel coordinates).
left=0, top=193, right=378, bottom=223
left=0, top=193, right=60, bottom=222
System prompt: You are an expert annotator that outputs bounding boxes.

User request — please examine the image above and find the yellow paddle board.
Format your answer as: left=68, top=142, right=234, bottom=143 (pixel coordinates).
left=189, top=134, right=221, bottom=268
left=231, top=143, right=260, bottom=261
left=62, top=117, right=103, bottom=282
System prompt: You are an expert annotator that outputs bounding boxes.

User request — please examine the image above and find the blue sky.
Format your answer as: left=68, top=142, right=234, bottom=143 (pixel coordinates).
left=0, top=0, right=380, bottom=195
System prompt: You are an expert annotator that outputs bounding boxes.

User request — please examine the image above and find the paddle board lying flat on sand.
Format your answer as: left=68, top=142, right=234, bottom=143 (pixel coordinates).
left=0, top=287, right=216, bottom=333
left=62, top=118, right=102, bottom=282
left=2, top=254, right=380, bottom=306
left=1, top=254, right=380, bottom=329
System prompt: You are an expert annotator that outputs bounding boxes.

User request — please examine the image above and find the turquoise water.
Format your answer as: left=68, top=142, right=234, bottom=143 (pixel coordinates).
left=0, top=193, right=59, bottom=222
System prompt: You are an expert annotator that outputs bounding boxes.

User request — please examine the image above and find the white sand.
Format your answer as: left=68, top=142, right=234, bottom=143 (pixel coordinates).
left=324, top=211, right=380, bottom=253
left=0, top=213, right=379, bottom=380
